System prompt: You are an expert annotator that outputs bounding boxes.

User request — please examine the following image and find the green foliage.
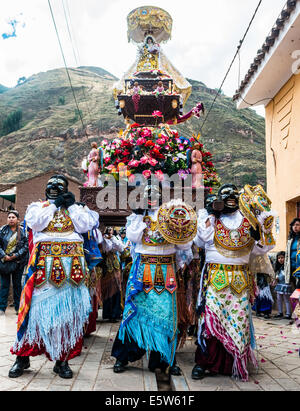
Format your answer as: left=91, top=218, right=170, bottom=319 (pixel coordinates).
left=17, top=77, right=27, bottom=86
left=58, top=96, right=66, bottom=105
left=0, top=84, right=9, bottom=94
left=0, top=67, right=266, bottom=186
left=71, top=108, right=83, bottom=123
left=241, top=172, right=258, bottom=186
left=0, top=110, right=22, bottom=136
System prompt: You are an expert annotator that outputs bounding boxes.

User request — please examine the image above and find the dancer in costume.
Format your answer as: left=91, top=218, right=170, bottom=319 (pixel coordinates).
left=100, top=227, right=125, bottom=322
left=192, top=184, right=276, bottom=382
left=9, top=175, right=99, bottom=379
left=111, top=184, right=195, bottom=375
left=117, top=227, right=132, bottom=303
left=83, top=228, right=103, bottom=336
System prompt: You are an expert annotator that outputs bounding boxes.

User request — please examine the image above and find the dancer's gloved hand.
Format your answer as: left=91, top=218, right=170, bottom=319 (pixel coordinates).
left=54, top=194, right=65, bottom=209
left=250, top=226, right=261, bottom=241
left=133, top=208, right=145, bottom=216
left=62, top=192, right=76, bottom=209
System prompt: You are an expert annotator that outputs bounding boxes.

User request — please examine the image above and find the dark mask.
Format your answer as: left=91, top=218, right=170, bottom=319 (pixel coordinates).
left=217, top=184, right=240, bottom=214
left=45, top=176, right=68, bottom=200
left=143, top=182, right=162, bottom=209
left=205, top=194, right=217, bottom=215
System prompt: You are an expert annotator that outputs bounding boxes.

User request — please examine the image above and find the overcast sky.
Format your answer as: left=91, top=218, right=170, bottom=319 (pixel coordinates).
left=0, top=0, right=287, bottom=116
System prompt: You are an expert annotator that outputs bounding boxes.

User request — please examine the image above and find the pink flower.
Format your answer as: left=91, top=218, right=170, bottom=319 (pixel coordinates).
left=152, top=110, right=162, bottom=117
left=128, top=174, right=135, bottom=183
left=140, top=156, right=149, bottom=165
left=148, top=157, right=158, bottom=166
left=105, top=165, right=115, bottom=171
left=128, top=160, right=140, bottom=168
left=179, top=144, right=185, bottom=151
left=136, top=138, right=146, bottom=145
left=156, top=138, right=166, bottom=145
left=260, top=359, right=266, bottom=363
left=141, top=128, right=152, bottom=137
left=104, top=156, right=111, bottom=164
left=142, top=170, right=152, bottom=179
left=155, top=170, right=164, bottom=182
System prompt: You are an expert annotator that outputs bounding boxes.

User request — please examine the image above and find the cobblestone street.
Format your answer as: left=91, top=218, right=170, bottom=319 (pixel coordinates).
left=0, top=307, right=299, bottom=391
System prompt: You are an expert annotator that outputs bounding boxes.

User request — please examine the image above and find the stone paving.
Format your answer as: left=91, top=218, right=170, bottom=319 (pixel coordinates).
left=171, top=316, right=300, bottom=391
left=0, top=307, right=299, bottom=391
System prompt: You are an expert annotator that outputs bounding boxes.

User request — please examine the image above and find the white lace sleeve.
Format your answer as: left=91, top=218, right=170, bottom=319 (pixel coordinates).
left=68, top=205, right=99, bottom=234
left=110, top=236, right=125, bottom=252
left=195, top=209, right=215, bottom=245
left=126, top=214, right=147, bottom=244
left=25, top=202, right=57, bottom=231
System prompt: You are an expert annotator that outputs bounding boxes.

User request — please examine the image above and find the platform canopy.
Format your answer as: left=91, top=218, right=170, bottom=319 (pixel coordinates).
left=127, top=6, right=173, bottom=43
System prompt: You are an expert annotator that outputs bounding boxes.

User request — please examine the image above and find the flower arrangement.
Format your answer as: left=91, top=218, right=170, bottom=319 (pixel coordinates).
left=97, top=126, right=220, bottom=190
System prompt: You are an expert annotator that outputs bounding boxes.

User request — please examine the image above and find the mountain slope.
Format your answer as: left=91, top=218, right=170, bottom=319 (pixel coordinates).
left=0, top=67, right=266, bottom=186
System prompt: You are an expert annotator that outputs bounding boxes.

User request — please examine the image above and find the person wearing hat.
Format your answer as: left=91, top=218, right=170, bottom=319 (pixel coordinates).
left=8, top=175, right=99, bottom=379
left=192, top=184, right=276, bottom=382
left=111, top=181, right=196, bottom=376
left=0, top=210, right=29, bottom=315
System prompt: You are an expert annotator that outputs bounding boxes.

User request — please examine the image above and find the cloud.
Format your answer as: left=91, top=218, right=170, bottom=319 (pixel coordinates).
left=0, top=0, right=287, bottom=107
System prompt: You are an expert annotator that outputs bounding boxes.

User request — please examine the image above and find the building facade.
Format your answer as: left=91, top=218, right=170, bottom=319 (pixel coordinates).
left=234, top=0, right=300, bottom=251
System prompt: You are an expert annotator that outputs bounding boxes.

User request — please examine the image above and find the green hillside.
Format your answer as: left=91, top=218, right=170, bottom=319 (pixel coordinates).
left=0, top=66, right=266, bottom=187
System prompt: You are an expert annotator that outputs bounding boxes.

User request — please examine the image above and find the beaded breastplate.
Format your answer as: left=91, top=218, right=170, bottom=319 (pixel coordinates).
left=43, top=208, right=75, bottom=237
left=214, top=216, right=254, bottom=258
left=142, top=216, right=169, bottom=247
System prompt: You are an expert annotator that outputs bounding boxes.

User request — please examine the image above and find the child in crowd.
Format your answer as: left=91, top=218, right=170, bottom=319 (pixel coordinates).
left=274, top=251, right=292, bottom=319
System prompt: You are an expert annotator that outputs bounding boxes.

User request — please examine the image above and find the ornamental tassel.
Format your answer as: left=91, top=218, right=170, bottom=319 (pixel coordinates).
left=165, top=265, right=177, bottom=294
left=153, top=264, right=165, bottom=294
left=176, top=268, right=190, bottom=348
left=143, top=264, right=153, bottom=294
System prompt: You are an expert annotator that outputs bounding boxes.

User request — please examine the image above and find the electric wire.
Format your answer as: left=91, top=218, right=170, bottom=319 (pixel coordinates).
left=199, top=0, right=263, bottom=133
left=48, top=0, right=86, bottom=131
left=62, top=0, right=94, bottom=125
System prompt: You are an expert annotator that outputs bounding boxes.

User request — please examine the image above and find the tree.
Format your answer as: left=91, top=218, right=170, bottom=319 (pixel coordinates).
left=17, top=77, right=27, bottom=86
left=1, top=110, right=23, bottom=136
left=58, top=96, right=65, bottom=105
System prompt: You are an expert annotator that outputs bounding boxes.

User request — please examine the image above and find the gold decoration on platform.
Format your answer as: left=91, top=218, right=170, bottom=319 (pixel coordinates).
left=127, top=6, right=173, bottom=43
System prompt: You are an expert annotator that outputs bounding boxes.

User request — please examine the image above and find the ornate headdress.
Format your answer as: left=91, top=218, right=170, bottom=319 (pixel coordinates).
left=156, top=200, right=197, bottom=245
left=239, top=185, right=275, bottom=246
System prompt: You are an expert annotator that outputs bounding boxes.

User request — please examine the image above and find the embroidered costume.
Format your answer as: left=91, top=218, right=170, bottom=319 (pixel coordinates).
left=111, top=200, right=195, bottom=374
left=193, top=185, right=275, bottom=381
left=9, top=175, right=99, bottom=379
left=100, top=229, right=125, bottom=322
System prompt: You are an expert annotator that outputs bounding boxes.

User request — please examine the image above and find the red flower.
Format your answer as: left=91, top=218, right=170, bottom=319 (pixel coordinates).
left=145, top=140, right=155, bottom=148
left=131, top=123, right=140, bottom=128
left=203, top=152, right=212, bottom=158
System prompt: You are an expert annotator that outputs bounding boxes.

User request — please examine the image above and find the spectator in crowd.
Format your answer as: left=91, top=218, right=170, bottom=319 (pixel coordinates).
left=284, top=218, right=300, bottom=291
left=0, top=211, right=28, bottom=315
left=253, top=273, right=274, bottom=319
left=274, top=251, right=292, bottom=319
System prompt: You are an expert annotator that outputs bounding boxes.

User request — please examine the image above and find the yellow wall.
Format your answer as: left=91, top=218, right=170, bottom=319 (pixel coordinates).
left=265, top=73, right=300, bottom=251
